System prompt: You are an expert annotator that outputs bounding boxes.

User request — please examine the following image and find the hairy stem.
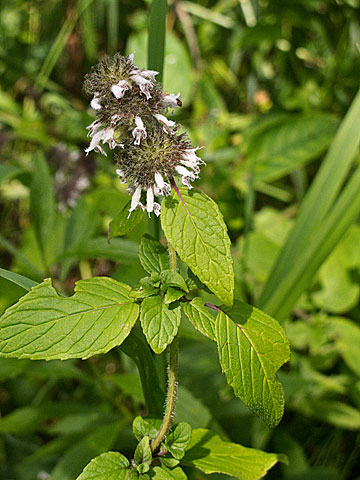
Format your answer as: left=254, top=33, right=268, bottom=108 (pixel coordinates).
left=151, top=243, right=179, bottom=452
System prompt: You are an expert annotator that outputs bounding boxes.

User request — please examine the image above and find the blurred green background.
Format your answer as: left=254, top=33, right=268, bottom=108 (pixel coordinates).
left=0, top=0, right=360, bottom=479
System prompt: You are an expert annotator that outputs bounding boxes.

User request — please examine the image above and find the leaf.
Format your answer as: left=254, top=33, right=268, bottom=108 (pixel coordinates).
left=76, top=451, right=130, bottom=480
left=64, top=237, right=138, bottom=264
left=140, top=295, right=181, bottom=354
left=133, top=417, right=162, bottom=441
left=134, top=436, right=152, bottom=473
left=139, top=234, right=169, bottom=274
left=109, top=201, right=144, bottom=240
left=259, top=88, right=360, bottom=317
left=237, top=114, right=339, bottom=184
left=120, top=328, right=165, bottom=417
left=182, top=428, right=280, bottom=480
left=216, top=301, right=290, bottom=427
left=150, top=465, right=187, bottom=480
left=147, top=0, right=167, bottom=83
left=0, top=164, right=23, bottom=185
left=30, top=152, right=55, bottom=266
left=161, top=188, right=234, bottom=306
left=183, top=297, right=216, bottom=341
left=160, top=270, right=189, bottom=293
left=164, top=287, right=185, bottom=305
left=163, top=423, right=192, bottom=460
left=175, top=386, right=211, bottom=429
left=0, top=277, right=139, bottom=360
left=53, top=423, right=122, bottom=480
left=329, top=317, right=360, bottom=377
left=0, top=268, right=38, bottom=291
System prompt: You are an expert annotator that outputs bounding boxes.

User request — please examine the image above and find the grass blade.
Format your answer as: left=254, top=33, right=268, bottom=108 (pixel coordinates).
left=147, top=0, right=167, bottom=84
left=258, top=89, right=360, bottom=313
left=35, top=0, right=94, bottom=89
left=263, top=166, right=360, bottom=319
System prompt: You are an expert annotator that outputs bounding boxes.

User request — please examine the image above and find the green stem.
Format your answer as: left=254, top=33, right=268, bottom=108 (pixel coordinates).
left=151, top=333, right=179, bottom=452
left=151, top=243, right=179, bottom=452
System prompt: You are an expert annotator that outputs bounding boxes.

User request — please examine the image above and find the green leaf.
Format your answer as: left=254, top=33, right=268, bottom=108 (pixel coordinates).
left=64, top=237, right=138, bottom=264
left=140, top=295, right=181, bottom=354
left=76, top=451, right=130, bottom=480
left=237, top=114, right=339, bottom=184
left=139, top=234, right=169, bottom=274
left=30, top=152, right=55, bottom=266
left=163, top=423, right=192, bottom=460
left=216, top=301, right=290, bottom=427
left=0, top=277, right=139, bottom=360
left=329, top=317, right=360, bottom=377
left=130, top=277, right=159, bottom=299
left=182, top=428, right=280, bottom=480
left=183, top=297, right=216, bottom=341
left=164, top=287, right=185, bottom=305
left=133, top=417, right=162, bottom=441
left=134, top=436, right=152, bottom=473
left=0, top=164, right=23, bottom=185
left=53, top=422, right=122, bottom=480
left=150, top=465, right=187, bottom=480
left=259, top=88, right=360, bottom=317
left=161, top=188, right=234, bottom=306
left=109, top=201, right=144, bottom=240
left=147, top=0, right=167, bottom=83
left=175, top=386, right=212, bottom=429
left=0, top=268, right=38, bottom=291
left=160, top=270, right=189, bottom=293
left=120, top=328, right=165, bottom=417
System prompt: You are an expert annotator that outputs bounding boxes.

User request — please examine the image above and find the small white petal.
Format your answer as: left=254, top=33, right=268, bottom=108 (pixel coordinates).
left=153, top=113, right=176, bottom=134
left=141, top=69, right=159, bottom=80
left=116, top=169, right=124, bottom=177
left=155, top=172, right=165, bottom=189
left=146, top=187, right=154, bottom=214
left=111, top=80, right=130, bottom=99
left=175, top=165, right=191, bottom=177
left=128, top=52, right=135, bottom=62
left=90, top=96, right=102, bottom=110
left=130, top=186, right=142, bottom=212
left=164, top=92, right=180, bottom=109
left=153, top=202, right=161, bottom=217
left=132, top=116, right=147, bottom=145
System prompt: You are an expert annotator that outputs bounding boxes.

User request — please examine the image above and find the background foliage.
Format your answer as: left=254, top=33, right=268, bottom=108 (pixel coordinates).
left=0, top=0, right=360, bottom=479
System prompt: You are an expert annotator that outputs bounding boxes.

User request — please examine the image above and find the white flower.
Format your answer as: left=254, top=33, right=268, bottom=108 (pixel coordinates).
left=146, top=187, right=154, bottom=215
left=153, top=202, right=161, bottom=217
left=141, top=69, right=159, bottom=80
left=154, top=172, right=171, bottom=195
left=85, top=126, right=115, bottom=156
left=175, top=165, right=196, bottom=189
left=129, top=185, right=142, bottom=214
left=153, top=114, right=175, bottom=134
left=132, top=116, right=147, bottom=145
left=164, top=92, right=181, bottom=111
left=111, top=80, right=130, bottom=99
left=90, top=95, right=102, bottom=110
left=130, top=72, right=152, bottom=99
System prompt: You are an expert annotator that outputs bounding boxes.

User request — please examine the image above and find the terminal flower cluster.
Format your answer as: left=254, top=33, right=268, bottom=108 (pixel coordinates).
left=84, top=53, right=204, bottom=216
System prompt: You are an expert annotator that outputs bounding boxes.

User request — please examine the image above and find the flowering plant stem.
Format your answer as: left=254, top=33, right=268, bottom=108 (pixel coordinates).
left=151, top=243, right=179, bottom=452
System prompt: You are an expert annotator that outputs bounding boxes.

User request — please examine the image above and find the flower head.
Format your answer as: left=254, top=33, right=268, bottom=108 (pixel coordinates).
left=114, top=122, right=203, bottom=216
left=84, top=52, right=204, bottom=216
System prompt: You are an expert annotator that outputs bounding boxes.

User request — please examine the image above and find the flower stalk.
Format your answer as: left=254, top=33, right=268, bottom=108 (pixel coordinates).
left=151, top=243, right=179, bottom=453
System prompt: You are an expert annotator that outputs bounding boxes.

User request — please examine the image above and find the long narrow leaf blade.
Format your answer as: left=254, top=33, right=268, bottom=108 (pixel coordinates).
left=259, top=89, right=360, bottom=312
